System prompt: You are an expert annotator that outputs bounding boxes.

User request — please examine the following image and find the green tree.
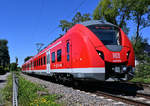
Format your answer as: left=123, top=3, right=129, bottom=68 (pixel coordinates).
left=10, top=62, right=17, bottom=71
left=59, top=12, right=91, bottom=32
left=72, top=12, right=91, bottom=24
left=0, top=40, right=10, bottom=69
left=131, top=35, right=148, bottom=61
left=24, top=56, right=33, bottom=63
left=131, top=0, right=150, bottom=44
left=93, top=0, right=131, bottom=28
left=131, top=35, right=150, bottom=82
left=59, top=20, right=73, bottom=32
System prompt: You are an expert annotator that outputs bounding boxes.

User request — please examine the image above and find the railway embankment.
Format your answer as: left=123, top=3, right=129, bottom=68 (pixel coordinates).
left=0, top=72, right=12, bottom=106
left=2, top=72, right=150, bottom=105
left=21, top=73, right=132, bottom=106
left=16, top=72, right=60, bottom=106
left=0, top=72, right=60, bottom=106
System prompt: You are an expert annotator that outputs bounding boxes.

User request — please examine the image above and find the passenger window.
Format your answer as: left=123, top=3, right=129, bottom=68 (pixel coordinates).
left=57, top=49, right=62, bottom=62
left=67, top=54, right=69, bottom=61
left=66, top=42, right=70, bottom=61
left=41, top=58, right=43, bottom=65
left=51, top=52, right=55, bottom=63
left=34, top=61, right=36, bottom=67
left=67, top=42, right=69, bottom=53
left=39, top=59, right=40, bottom=66
left=44, top=56, right=46, bottom=65
left=37, top=60, right=38, bottom=66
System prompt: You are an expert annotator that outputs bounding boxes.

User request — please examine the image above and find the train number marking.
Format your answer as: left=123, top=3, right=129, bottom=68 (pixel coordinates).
left=112, top=53, right=120, bottom=59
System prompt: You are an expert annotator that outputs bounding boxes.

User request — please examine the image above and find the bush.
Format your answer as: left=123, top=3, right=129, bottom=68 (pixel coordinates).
left=131, top=58, right=150, bottom=83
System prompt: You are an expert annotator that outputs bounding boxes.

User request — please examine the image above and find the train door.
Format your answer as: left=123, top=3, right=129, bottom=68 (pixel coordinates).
left=65, top=40, right=71, bottom=68
left=46, top=50, right=50, bottom=74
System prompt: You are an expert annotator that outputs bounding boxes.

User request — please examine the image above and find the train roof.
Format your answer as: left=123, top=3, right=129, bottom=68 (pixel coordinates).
left=79, top=20, right=118, bottom=27
left=23, top=20, right=118, bottom=65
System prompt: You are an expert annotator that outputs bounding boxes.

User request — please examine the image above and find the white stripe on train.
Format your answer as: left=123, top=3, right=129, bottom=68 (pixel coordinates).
left=22, top=67, right=105, bottom=74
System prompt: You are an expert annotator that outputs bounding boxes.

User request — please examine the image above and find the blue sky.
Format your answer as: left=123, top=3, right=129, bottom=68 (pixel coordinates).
left=0, top=0, right=149, bottom=66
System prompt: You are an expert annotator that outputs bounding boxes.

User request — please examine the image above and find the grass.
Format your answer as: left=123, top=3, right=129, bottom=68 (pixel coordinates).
left=130, top=77, right=150, bottom=83
left=18, top=73, right=60, bottom=106
left=0, top=73, right=12, bottom=106
left=0, top=72, right=61, bottom=106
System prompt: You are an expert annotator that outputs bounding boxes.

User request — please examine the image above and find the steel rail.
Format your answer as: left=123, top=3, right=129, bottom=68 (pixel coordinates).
left=12, top=72, right=18, bottom=106
left=136, top=92, right=150, bottom=100
left=96, top=91, right=150, bottom=106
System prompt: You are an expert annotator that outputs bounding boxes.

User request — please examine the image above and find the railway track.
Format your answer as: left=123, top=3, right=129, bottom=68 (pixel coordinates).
left=12, top=72, right=18, bottom=106
left=137, top=92, right=150, bottom=100
left=73, top=81, right=150, bottom=106
left=95, top=91, right=150, bottom=106
left=95, top=82, right=150, bottom=105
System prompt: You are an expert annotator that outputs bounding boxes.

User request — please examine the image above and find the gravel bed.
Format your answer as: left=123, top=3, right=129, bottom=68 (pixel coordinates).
left=0, top=72, right=11, bottom=105
left=21, top=73, right=131, bottom=106
left=0, top=72, right=10, bottom=89
left=138, top=86, right=150, bottom=94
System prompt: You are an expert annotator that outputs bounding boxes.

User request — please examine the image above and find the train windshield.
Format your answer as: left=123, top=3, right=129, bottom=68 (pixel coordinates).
left=87, top=25, right=120, bottom=45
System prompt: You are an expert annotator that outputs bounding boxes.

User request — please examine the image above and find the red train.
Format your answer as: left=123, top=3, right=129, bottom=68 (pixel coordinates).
left=22, top=20, right=135, bottom=81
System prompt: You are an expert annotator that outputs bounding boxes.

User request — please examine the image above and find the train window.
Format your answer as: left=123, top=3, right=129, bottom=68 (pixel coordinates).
left=67, top=54, right=69, bottom=61
left=66, top=42, right=70, bottom=61
left=87, top=25, right=120, bottom=45
left=44, top=56, right=46, bottom=65
left=57, top=49, right=62, bottom=62
left=39, top=59, right=40, bottom=66
left=34, top=61, right=35, bottom=67
left=37, top=60, right=38, bottom=66
left=52, top=52, right=55, bottom=63
left=31, top=62, right=33, bottom=67
left=67, top=42, right=69, bottom=53
left=41, top=58, right=43, bottom=65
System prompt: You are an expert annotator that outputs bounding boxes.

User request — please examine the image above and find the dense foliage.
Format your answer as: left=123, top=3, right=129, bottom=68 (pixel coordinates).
left=0, top=39, right=10, bottom=73
left=10, top=62, right=18, bottom=71
left=131, top=36, right=150, bottom=82
left=24, top=56, right=33, bottom=63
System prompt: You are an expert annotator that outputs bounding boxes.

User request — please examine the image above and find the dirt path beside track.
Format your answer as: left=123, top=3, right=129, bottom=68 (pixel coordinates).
left=0, top=73, right=10, bottom=90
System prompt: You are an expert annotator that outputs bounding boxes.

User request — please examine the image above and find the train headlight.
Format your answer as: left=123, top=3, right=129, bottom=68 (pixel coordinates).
left=126, top=51, right=130, bottom=59
left=115, top=67, right=120, bottom=73
left=122, top=67, right=127, bottom=72
left=96, top=50, right=104, bottom=60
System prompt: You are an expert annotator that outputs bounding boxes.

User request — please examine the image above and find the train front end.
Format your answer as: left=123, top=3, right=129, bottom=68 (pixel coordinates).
left=84, top=21, right=135, bottom=81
